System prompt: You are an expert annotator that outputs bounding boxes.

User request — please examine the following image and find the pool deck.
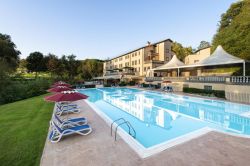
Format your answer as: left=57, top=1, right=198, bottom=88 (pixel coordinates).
left=41, top=99, right=250, bottom=166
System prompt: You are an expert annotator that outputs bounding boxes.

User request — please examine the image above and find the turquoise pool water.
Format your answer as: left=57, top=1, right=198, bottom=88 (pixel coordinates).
left=79, top=88, right=250, bottom=148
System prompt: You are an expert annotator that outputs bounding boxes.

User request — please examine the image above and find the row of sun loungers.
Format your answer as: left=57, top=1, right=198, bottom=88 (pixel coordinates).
left=49, top=102, right=92, bottom=143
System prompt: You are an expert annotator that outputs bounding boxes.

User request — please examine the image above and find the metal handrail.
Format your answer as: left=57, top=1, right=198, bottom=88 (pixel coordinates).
left=114, top=121, right=136, bottom=141
left=111, top=118, right=136, bottom=141
left=111, top=118, right=126, bottom=136
left=125, top=121, right=136, bottom=139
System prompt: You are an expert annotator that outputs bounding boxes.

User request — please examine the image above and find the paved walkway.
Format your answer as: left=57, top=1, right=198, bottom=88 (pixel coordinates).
left=41, top=100, right=250, bottom=166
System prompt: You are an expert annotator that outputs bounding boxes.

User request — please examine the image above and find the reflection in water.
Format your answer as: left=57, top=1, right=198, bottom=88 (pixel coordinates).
left=82, top=88, right=250, bottom=135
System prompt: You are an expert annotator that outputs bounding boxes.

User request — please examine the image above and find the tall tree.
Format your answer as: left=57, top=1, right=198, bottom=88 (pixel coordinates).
left=80, top=59, right=103, bottom=80
left=212, top=0, right=250, bottom=60
left=67, top=55, right=81, bottom=80
left=45, top=54, right=63, bottom=78
left=26, top=52, right=45, bottom=78
left=18, top=59, right=27, bottom=73
left=197, top=41, right=210, bottom=50
left=171, top=42, right=193, bottom=61
left=0, top=33, right=20, bottom=73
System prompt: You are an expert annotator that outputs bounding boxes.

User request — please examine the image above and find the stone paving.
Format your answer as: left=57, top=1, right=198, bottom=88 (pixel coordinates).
left=40, top=100, right=250, bottom=166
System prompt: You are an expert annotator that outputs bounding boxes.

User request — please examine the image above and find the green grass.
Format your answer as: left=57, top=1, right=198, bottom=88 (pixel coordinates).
left=0, top=94, right=54, bottom=166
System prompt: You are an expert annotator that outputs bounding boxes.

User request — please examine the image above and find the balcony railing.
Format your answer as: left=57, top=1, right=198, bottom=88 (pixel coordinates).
left=163, top=77, right=186, bottom=82
left=230, top=76, right=250, bottom=84
left=144, top=76, right=250, bottom=85
left=145, top=77, right=163, bottom=82
left=104, top=72, right=136, bottom=76
left=188, top=76, right=226, bottom=83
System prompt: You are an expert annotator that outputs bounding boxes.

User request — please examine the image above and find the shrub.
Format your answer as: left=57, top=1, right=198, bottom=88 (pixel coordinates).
left=118, top=81, right=127, bottom=86
left=103, top=84, right=111, bottom=87
left=84, top=84, right=96, bottom=88
left=142, top=83, right=149, bottom=88
left=0, top=78, right=51, bottom=104
left=128, top=81, right=135, bottom=86
left=183, top=87, right=225, bottom=98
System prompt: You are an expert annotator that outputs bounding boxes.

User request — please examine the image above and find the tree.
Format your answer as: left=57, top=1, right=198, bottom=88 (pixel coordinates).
left=197, top=41, right=210, bottom=50
left=0, top=33, right=20, bottom=73
left=45, top=54, right=61, bottom=78
left=212, top=0, right=250, bottom=60
left=58, top=55, right=81, bottom=80
left=171, top=42, right=193, bottom=61
left=18, top=59, right=27, bottom=73
left=80, top=59, right=103, bottom=80
left=26, top=52, right=45, bottom=78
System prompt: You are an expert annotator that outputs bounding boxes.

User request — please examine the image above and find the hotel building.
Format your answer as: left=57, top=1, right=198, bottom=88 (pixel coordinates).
left=184, top=47, right=211, bottom=65
left=102, top=39, right=173, bottom=81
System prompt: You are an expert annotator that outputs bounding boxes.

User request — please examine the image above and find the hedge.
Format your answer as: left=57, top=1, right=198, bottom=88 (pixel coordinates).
left=183, top=87, right=225, bottom=98
left=0, top=79, right=51, bottom=105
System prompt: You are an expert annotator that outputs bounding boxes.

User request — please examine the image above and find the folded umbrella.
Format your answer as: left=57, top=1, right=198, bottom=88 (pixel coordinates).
left=47, top=86, right=72, bottom=93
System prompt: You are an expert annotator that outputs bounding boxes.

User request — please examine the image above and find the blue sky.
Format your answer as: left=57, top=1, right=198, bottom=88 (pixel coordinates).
left=0, top=0, right=236, bottom=60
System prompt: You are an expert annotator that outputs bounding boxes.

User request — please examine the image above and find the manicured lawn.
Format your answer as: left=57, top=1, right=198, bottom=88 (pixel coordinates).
left=0, top=94, right=54, bottom=166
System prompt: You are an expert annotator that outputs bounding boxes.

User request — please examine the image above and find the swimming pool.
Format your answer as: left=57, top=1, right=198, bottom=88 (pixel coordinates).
left=78, top=88, right=250, bottom=157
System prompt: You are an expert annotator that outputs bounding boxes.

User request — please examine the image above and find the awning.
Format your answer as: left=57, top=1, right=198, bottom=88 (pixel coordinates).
left=152, top=55, right=184, bottom=71
left=183, top=45, right=245, bottom=68
left=151, top=45, right=247, bottom=76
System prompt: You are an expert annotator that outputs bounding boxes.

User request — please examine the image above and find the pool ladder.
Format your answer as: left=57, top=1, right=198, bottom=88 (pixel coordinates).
left=111, top=118, right=136, bottom=141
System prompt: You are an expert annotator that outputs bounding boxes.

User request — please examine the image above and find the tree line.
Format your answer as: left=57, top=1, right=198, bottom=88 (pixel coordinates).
left=23, top=52, right=103, bottom=80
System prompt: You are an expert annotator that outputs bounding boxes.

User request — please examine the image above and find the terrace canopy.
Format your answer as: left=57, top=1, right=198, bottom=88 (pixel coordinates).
left=183, top=45, right=246, bottom=76
left=152, top=45, right=247, bottom=76
left=152, top=55, right=185, bottom=77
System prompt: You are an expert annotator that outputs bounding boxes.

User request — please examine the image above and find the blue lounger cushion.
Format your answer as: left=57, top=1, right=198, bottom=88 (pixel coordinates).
left=49, top=121, right=92, bottom=143
left=53, top=114, right=87, bottom=128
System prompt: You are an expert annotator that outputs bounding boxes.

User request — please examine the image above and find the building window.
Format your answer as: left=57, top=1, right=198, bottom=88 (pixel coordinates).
left=144, top=67, right=146, bottom=72
left=194, top=60, right=199, bottom=63
left=204, top=85, right=212, bottom=91
left=138, top=68, right=140, bottom=72
left=135, top=61, right=137, bottom=65
left=132, top=61, right=134, bottom=65
left=138, top=59, right=140, bottom=64
left=138, top=51, right=140, bottom=55
left=148, top=67, right=150, bottom=70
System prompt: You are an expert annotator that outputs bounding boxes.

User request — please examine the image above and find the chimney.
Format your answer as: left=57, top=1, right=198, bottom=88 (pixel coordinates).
left=147, top=41, right=151, bottom=46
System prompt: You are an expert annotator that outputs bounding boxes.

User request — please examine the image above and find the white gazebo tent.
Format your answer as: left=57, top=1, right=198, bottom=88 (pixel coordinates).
left=182, top=45, right=246, bottom=76
left=152, top=55, right=185, bottom=77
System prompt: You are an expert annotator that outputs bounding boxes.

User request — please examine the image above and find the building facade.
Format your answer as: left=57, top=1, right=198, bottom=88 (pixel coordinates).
left=184, top=47, right=211, bottom=65
left=103, top=39, right=173, bottom=80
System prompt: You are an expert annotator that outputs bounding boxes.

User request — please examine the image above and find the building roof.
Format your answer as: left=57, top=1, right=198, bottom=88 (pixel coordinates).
left=107, top=38, right=173, bottom=61
left=194, top=46, right=211, bottom=53
left=152, top=55, right=185, bottom=71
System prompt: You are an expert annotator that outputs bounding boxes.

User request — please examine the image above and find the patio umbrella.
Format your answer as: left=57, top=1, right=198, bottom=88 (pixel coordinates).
left=44, top=90, right=88, bottom=102
left=51, top=82, right=71, bottom=88
left=47, top=86, right=73, bottom=93
left=54, top=81, right=66, bottom=84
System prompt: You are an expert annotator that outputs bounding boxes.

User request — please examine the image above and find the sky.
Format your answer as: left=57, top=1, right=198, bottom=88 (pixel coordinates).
left=0, top=0, right=236, bottom=60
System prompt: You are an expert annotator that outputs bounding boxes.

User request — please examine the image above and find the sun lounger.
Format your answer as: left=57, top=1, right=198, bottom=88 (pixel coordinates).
left=55, top=105, right=80, bottom=116
left=49, top=121, right=92, bottom=143
left=162, top=86, right=173, bottom=92
left=53, top=114, right=87, bottom=129
left=56, top=102, right=78, bottom=109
